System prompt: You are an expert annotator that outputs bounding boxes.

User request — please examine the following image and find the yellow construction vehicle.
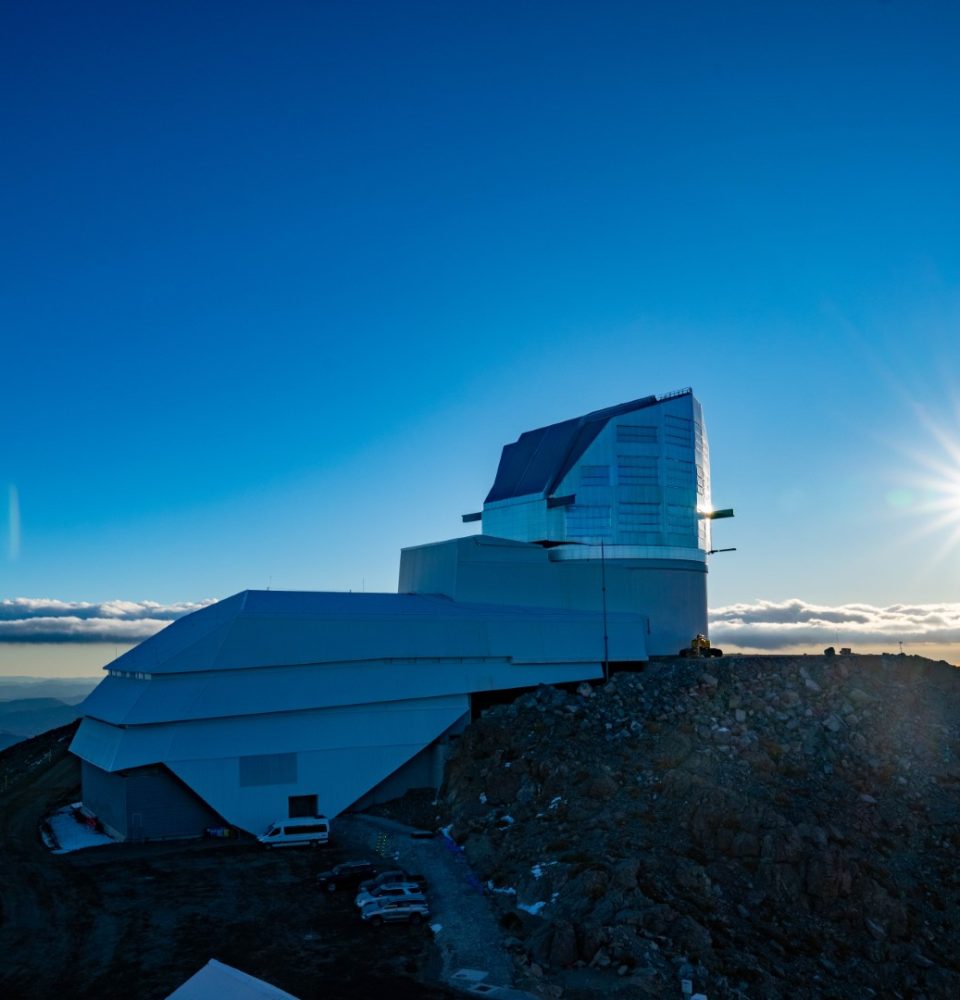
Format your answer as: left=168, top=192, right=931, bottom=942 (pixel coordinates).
left=678, top=633, right=723, bottom=658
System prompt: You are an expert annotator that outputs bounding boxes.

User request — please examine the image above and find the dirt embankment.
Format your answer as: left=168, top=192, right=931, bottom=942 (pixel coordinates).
left=440, top=654, right=960, bottom=999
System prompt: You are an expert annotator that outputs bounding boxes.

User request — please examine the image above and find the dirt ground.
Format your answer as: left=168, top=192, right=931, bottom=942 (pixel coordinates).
left=0, top=727, right=459, bottom=1000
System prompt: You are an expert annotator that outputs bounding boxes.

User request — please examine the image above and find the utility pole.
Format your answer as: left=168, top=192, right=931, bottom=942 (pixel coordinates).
left=600, top=539, right=610, bottom=683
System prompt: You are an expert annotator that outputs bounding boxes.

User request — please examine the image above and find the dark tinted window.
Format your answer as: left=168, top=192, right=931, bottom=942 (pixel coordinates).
left=288, top=793, right=318, bottom=818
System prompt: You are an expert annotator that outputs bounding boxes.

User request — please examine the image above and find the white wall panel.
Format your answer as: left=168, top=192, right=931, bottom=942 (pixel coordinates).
left=166, top=696, right=471, bottom=833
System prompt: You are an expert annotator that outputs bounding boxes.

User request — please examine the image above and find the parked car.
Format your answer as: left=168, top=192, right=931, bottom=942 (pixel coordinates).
left=257, top=816, right=330, bottom=848
left=357, top=869, right=428, bottom=894
left=316, top=860, right=379, bottom=892
left=360, top=895, right=430, bottom=927
left=355, top=883, right=428, bottom=909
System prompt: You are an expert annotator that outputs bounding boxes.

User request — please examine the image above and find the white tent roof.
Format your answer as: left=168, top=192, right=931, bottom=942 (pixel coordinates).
left=165, top=959, right=299, bottom=1000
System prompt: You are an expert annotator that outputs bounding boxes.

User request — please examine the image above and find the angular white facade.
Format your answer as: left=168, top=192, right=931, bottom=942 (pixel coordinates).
left=399, top=533, right=706, bottom=659
left=446, top=388, right=728, bottom=654
left=480, top=388, right=712, bottom=559
left=72, top=591, right=645, bottom=838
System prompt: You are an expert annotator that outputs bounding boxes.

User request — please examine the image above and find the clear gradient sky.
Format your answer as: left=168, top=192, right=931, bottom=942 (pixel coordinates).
left=3, top=1, right=959, bottom=675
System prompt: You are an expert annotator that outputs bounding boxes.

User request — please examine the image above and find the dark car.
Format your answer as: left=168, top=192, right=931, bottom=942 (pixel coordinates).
left=316, top=860, right=380, bottom=892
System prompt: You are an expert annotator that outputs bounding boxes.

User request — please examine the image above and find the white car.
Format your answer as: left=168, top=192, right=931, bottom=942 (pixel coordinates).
left=355, top=883, right=427, bottom=909
left=360, top=896, right=430, bottom=926
left=257, top=816, right=330, bottom=847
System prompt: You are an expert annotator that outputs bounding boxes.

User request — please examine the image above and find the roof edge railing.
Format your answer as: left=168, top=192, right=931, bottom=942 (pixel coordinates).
left=656, top=386, right=692, bottom=401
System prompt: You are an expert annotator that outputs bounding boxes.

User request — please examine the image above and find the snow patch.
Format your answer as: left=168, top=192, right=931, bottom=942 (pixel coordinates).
left=531, top=861, right=558, bottom=879
left=430, top=923, right=443, bottom=935
left=46, top=804, right=116, bottom=854
left=486, top=881, right=517, bottom=895
left=517, top=900, right=547, bottom=915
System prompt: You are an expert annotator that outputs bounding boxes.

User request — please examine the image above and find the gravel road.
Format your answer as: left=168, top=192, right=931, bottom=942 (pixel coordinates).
left=339, top=813, right=517, bottom=988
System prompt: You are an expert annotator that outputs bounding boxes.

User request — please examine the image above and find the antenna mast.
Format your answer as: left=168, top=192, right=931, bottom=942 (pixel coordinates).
left=600, top=539, right=610, bottom=683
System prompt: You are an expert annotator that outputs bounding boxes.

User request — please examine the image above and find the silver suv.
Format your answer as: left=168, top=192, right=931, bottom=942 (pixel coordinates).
left=358, top=869, right=427, bottom=894
left=355, top=883, right=426, bottom=909
left=360, top=895, right=430, bottom=926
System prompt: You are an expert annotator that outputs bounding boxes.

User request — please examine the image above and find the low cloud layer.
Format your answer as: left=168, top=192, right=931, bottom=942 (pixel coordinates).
left=710, top=599, right=960, bottom=651
left=2, top=595, right=958, bottom=653
left=0, top=598, right=216, bottom=643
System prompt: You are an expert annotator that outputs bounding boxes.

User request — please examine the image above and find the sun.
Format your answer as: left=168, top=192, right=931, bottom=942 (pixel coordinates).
left=888, top=405, right=960, bottom=565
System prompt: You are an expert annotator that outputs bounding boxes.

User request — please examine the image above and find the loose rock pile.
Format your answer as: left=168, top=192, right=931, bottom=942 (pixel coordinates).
left=440, top=655, right=960, bottom=999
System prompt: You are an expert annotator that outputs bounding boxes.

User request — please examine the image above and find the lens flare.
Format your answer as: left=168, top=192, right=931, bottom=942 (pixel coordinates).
left=889, top=403, right=960, bottom=570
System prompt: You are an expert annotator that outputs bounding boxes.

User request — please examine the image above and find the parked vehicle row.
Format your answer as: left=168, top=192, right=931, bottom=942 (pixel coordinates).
left=315, top=860, right=431, bottom=927
left=255, top=818, right=431, bottom=926
left=355, top=868, right=430, bottom=926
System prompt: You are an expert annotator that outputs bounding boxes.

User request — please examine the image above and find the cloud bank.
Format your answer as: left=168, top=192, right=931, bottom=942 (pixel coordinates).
left=2, top=595, right=957, bottom=654
left=0, top=598, right=217, bottom=643
left=710, top=599, right=960, bottom=651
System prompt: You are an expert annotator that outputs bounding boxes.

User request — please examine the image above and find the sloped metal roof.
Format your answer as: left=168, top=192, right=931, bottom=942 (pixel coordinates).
left=102, top=589, right=646, bottom=676
left=166, top=959, right=299, bottom=1000
left=484, top=395, right=661, bottom=503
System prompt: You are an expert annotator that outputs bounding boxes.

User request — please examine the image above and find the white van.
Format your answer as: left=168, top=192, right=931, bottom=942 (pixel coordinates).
left=258, top=816, right=330, bottom=848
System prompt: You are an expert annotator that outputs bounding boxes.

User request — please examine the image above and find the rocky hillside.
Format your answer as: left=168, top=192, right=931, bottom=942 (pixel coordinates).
left=440, top=654, right=960, bottom=999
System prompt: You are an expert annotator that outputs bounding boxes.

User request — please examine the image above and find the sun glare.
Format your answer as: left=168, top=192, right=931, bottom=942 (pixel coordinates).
left=889, top=404, right=960, bottom=567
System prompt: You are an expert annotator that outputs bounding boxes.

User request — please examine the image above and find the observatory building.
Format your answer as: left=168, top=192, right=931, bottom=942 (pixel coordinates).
left=70, top=388, right=728, bottom=841
left=403, top=386, right=717, bottom=657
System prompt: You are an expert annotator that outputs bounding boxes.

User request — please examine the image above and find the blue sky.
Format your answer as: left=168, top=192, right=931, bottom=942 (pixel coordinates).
left=2, top=1, right=959, bottom=673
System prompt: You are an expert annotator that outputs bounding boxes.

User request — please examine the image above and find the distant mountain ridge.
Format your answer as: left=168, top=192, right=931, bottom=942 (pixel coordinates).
left=0, top=677, right=100, bottom=702
left=0, top=678, right=99, bottom=751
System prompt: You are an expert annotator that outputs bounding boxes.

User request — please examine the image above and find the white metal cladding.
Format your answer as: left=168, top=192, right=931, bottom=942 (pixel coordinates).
left=70, top=586, right=631, bottom=832
left=168, top=739, right=460, bottom=832
left=399, top=534, right=706, bottom=656
left=72, top=695, right=476, bottom=827
left=551, top=391, right=706, bottom=551
left=480, top=390, right=712, bottom=557
left=80, top=653, right=619, bottom=727
left=71, top=694, right=472, bottom=772
left=101, top=590, right=646, bottom=675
